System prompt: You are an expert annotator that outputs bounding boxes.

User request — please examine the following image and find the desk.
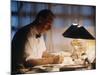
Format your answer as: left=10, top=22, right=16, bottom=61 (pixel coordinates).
left=25, top=64, right=91, bottom=74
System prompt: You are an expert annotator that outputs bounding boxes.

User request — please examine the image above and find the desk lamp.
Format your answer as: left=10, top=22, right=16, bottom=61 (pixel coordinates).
left=63, top=23, right=95, bottom=60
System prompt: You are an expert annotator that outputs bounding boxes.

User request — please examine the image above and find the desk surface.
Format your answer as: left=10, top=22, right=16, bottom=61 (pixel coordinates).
left=25, top=64, right=90, bottom=74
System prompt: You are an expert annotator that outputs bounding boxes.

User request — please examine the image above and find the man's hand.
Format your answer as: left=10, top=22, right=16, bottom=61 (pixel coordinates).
left=53, top=55, right=64, bottom=64
left=42, top=51, right=64, bottom=64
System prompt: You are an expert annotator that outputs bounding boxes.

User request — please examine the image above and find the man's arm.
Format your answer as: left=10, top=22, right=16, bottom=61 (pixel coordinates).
left=24, top=52, right=63, bottom=67
left=42, top=51, right=64, bottom=64
left=24, top=57, right=54, bottom=67
left=24, top=51, right=64, bottom=67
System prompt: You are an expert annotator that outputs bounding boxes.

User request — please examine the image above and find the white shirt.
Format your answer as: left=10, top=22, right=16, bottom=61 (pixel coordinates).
left=24, top=28, right=46, bottom=61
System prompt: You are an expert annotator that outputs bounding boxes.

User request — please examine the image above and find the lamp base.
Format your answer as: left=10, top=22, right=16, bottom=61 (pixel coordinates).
left=71, top=39, right=87, bottom=60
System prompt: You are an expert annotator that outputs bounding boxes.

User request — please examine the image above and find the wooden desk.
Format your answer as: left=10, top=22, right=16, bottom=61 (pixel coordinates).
left=25, top=64, right=91, bottom=74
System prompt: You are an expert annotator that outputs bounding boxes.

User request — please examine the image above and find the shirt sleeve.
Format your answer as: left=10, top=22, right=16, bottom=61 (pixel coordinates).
left=24, top=35, right=46, bottom=61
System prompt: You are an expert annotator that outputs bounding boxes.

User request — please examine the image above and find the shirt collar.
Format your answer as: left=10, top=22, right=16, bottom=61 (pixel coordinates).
left=34, top=27, right=41, bottom=38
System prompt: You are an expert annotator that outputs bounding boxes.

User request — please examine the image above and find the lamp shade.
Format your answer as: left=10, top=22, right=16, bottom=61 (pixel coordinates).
left=63, top=24, right=95, bottom=39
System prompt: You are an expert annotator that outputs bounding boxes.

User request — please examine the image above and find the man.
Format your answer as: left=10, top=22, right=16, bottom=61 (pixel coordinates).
left=12, top=9, right=63, bottom=74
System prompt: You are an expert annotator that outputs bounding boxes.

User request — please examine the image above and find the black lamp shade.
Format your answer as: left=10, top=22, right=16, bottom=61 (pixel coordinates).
left=63, top=25, right=95, bottom=39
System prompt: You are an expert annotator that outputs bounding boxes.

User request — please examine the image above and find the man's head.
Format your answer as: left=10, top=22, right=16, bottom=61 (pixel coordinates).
left=35, top=9, right=55, bottom=33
